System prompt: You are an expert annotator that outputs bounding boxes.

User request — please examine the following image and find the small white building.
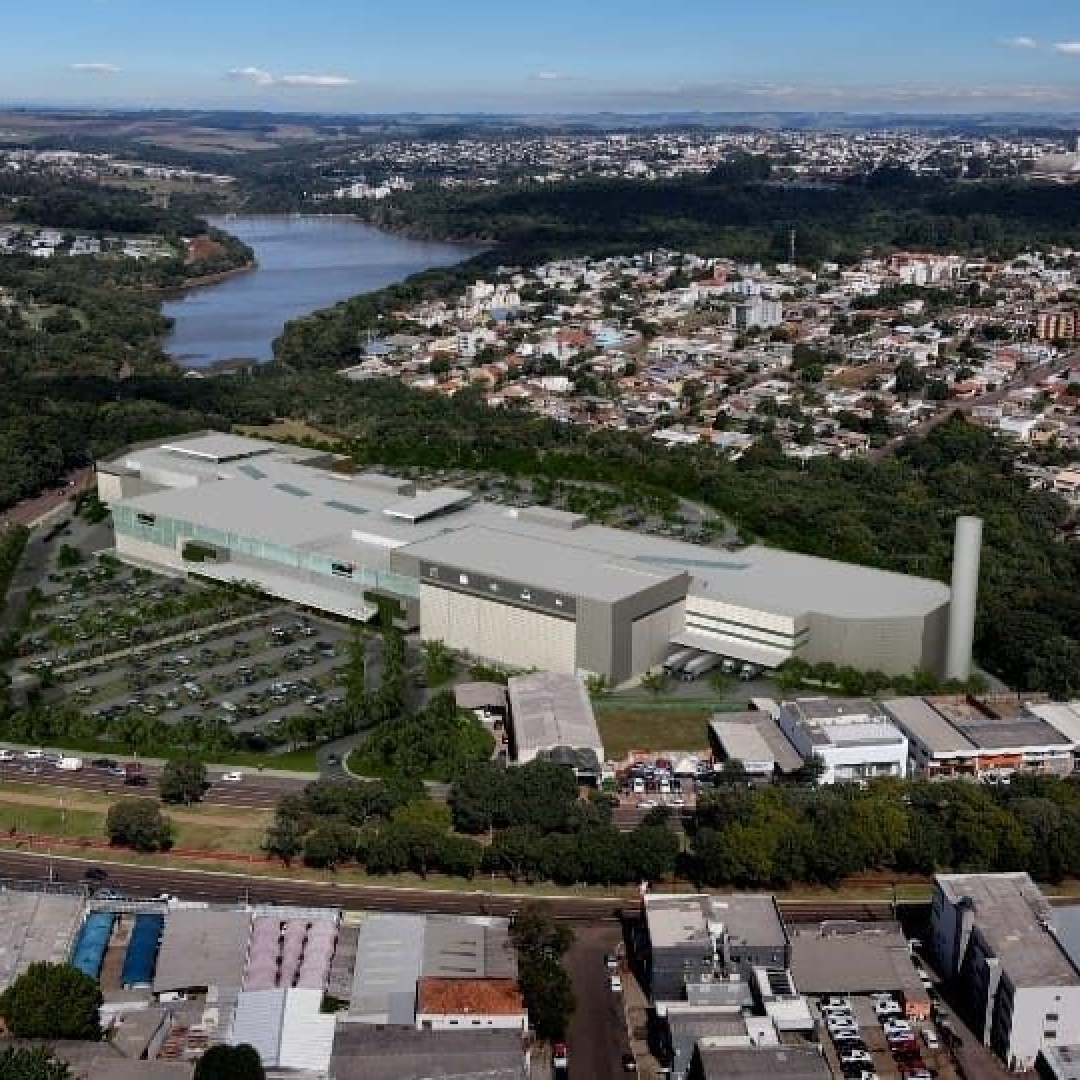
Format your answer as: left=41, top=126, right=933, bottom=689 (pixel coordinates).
left=776, top=697, right=908, bottom=784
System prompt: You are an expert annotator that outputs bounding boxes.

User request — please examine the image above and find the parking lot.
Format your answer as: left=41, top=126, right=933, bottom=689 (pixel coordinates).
left=816, top=990, right=955, bottom=1080
left=10, top=526, right=357, bottom=752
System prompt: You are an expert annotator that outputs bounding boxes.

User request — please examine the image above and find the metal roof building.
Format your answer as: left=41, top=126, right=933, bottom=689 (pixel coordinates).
left=152, top=908, right=251, bottom=995
left=506, top=672, right=604, bottom=767
left=98, top=433, right=956, bottom=682
left=228, top=986, right=336, bottom=1073
left=243, top=910, right=338, bottom=992
left=345, top=913, right=516, bottom=1027
left=328, top=1026, right=526, bottom=1080
left=0, top=889, right=85, bottom=990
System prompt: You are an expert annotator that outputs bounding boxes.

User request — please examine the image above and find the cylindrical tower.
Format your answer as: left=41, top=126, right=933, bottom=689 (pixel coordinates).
left=945, top=516, right=983, bottom=681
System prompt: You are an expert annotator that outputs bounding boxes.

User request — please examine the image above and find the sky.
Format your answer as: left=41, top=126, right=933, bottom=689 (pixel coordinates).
left=6, top=0, right=1080, bottom=114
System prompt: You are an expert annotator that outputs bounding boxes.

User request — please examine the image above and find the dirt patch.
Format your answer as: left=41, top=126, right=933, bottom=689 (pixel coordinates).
left=597, top=709, right=711, bottom=761
left=184, top=235, right=225, bottom=263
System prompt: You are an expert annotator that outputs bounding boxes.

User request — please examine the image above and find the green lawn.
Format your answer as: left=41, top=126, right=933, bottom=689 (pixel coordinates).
left=597, top=708, right=713, bottom=761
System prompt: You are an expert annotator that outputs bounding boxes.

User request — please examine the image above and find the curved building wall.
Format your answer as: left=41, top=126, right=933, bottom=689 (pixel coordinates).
left=805, top=603, right=949, bottom=676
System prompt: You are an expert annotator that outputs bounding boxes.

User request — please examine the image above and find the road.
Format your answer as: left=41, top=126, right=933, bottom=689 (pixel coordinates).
left=564, top=924, right=627, bottom=1080
left=0, top=759, right=306, bottom=810
left=0, top=848, right=632, bottom=921
left=0, top=467, right=94, bottom=531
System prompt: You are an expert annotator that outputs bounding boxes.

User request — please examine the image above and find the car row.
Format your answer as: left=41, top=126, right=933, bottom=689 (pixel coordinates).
left=873, top=994, right=934, bottom=1080
left=820, top=998, right=877, bottom=1080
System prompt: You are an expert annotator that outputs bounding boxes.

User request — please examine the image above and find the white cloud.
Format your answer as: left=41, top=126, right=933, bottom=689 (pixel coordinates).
left=223, top=67, right=353, bottom=88
left=69, top=62, right=120, bottom=75
left=279, top=73, right=354, bottom=87
left=532, top=71, right=569, bottom=81
left=225, top=66, right=275, bottom=86
left=1053, top=42, right=1080, bottom=55
left=1001, top=36, right=1037, bottom=49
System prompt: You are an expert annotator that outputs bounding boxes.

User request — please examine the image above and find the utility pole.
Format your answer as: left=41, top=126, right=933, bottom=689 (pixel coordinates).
left=789, top=227, right=797, bottom=268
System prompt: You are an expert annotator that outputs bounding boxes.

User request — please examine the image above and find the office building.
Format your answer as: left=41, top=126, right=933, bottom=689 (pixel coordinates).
left=643, top=894, right=789, bottom=1003
left=932, top=873, right=1080, bottom=1070
left=776, top=698, right=908, bottom=783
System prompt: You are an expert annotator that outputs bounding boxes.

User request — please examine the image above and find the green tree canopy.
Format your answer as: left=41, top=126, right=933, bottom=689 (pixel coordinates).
left=0, top=1046, right=74, bottom=1080
left=158, top=756, right=207, bottom=805
left=106, top=799, right=172, bottom=852
left=0, top=963, right=102, bottom=1040
left=193, top=1044, right=265, bottom=1080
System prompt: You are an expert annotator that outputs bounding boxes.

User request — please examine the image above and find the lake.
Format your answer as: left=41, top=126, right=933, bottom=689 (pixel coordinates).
left=164, top=215, right=476, bottom=366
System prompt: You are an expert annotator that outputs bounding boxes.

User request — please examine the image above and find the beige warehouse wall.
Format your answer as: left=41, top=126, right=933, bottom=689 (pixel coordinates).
left=420, top=585, right=576, bottom=673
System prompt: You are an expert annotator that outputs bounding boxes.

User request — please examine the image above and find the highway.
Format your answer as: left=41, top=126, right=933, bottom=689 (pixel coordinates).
left=0, top=847, right=929, bottom=927
left=0, top=848, right=631, bottom=921
left=0, top=759, right=306, bottom=811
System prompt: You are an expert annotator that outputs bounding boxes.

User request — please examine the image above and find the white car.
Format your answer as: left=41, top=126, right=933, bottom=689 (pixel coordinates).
left=883, top=1019, right=913, bottom=1038
left=21, top=749, right=44, bottom=760
left=609, top=974, right=623, bottom=993
left=840, top=1050, right=873, bottom=1066
left=922, top=1029, right=940, bottom=1050
left=221, top=771, right=244, bottom=782
left=0, top=750, right=14, bottom=762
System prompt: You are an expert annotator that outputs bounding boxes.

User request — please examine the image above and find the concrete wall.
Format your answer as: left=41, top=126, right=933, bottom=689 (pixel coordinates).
left=805, top=604, right=949, bottom=676
left=1002, top=984, right=1080, bottom=1070
left=576, top=574, right=687, bottom=684
left=419, top=584, right=577, bottom=674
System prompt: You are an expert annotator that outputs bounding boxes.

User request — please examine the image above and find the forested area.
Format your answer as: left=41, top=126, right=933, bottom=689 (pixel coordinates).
left=355, top=169, right=1080, bottom=268
left=691, top=773, right=1080, bottom=888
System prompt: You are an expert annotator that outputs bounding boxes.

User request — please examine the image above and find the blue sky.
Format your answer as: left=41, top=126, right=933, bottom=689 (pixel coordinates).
left=6, top=0, right=1080, bottom=113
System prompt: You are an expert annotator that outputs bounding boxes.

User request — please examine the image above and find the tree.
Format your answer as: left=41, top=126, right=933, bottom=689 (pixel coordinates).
left=264, top=812, right=304, bottom=867
left=106, top=799, right=172, bottom=852
left=158, top=756, right=207, bottom=805
left=193, top=1044, right=265, bottom=1080
left=510, top=902, right=574, bottom=962
left=0, top=963, right=102, bottom=1039
left=708, top=670, right=733, bottom=697
left=640, top=669, right=671, bottom=697
left=0, top=1046, right=74, bottom=1080
left=519, top=956, right=576, bottom=1040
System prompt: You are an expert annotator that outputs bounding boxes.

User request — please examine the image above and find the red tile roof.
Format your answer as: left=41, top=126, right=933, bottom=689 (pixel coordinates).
left=416, top=977, right=526, bottom=1016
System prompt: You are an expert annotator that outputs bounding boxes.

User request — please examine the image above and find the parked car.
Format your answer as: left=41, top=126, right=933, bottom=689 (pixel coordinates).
left=621, top=1052, right=637, bottom=1072
left=609, top=974, right=623, bottom=993
left=221, top=771, right=244, bottom=782
left=840, top=1050, right=874, bottom=1067
left=922, top=1029, right=940, bottom=1051
left=91, top=757, right=118, bottom=769
left=0, top=750, right=14, bottom=762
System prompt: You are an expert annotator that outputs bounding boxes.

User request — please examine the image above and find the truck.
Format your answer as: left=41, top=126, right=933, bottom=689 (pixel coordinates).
left=680, top=653, right=720, bottom=681
left=56, top=756, right=84, bottom=771
left=662, top=648, right=698, bottom=676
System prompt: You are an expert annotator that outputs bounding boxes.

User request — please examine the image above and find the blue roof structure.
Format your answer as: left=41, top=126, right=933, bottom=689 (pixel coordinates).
left=122, top=913, right=164, bottom=987
left=70, top=912, right=115, bottom=979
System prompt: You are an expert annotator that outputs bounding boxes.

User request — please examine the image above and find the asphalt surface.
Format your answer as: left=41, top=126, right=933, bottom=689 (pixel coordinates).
left=0, top=848, right=632, bottom=920
left=0, top=468, right=93, bottom=531
left=564, top=924, right=627, bottom=1080
left=0, top=758, right=307, bottom=810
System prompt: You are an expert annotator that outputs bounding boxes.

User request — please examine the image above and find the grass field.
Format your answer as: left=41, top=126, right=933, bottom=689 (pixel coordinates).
left=0, top=783, right=273, bottom=855
left=237, top=419, right=336, bottom=443
left=597, top=708, right=712, bottom=761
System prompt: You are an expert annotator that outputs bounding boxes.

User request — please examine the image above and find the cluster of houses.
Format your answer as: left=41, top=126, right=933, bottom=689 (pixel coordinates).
left=336, top=246, right=1080, bottom=467
left=0, top=225, right=171, bottom=260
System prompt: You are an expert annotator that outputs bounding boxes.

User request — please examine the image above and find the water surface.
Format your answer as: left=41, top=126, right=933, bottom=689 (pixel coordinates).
left=165, top=215, right=476, bottom=366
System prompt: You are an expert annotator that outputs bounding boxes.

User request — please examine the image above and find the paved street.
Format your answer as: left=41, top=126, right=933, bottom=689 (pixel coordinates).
left=564, top=923, right=628, bottom=1080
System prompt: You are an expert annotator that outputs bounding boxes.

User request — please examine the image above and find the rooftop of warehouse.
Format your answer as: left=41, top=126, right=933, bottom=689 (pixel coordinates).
left=329, top=1026, right=525, bottom=1080
left=507, top=672, right=604, bottom=756
left=645, top=894, right=787, bottom=951
left=152, top=908, right=251, bottom=993
left=694, top=1044, right=832, bottom=1080
left=881, top=696, right=979, bottom=756
left=104, top=433, right=953, bottom=617
left=937, top=873, right=1080, bottom=988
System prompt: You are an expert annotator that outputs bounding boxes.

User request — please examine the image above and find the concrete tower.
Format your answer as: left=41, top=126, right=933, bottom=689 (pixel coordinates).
left=945, top=516, right=983, bottom=681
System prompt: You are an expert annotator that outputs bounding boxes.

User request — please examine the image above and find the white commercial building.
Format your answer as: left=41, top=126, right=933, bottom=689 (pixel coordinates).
left=506, top=671, right=604, bottom=770
left=776, top=698, right=908, bottom=784
left=932, top=873, right=1080, bottom=1070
